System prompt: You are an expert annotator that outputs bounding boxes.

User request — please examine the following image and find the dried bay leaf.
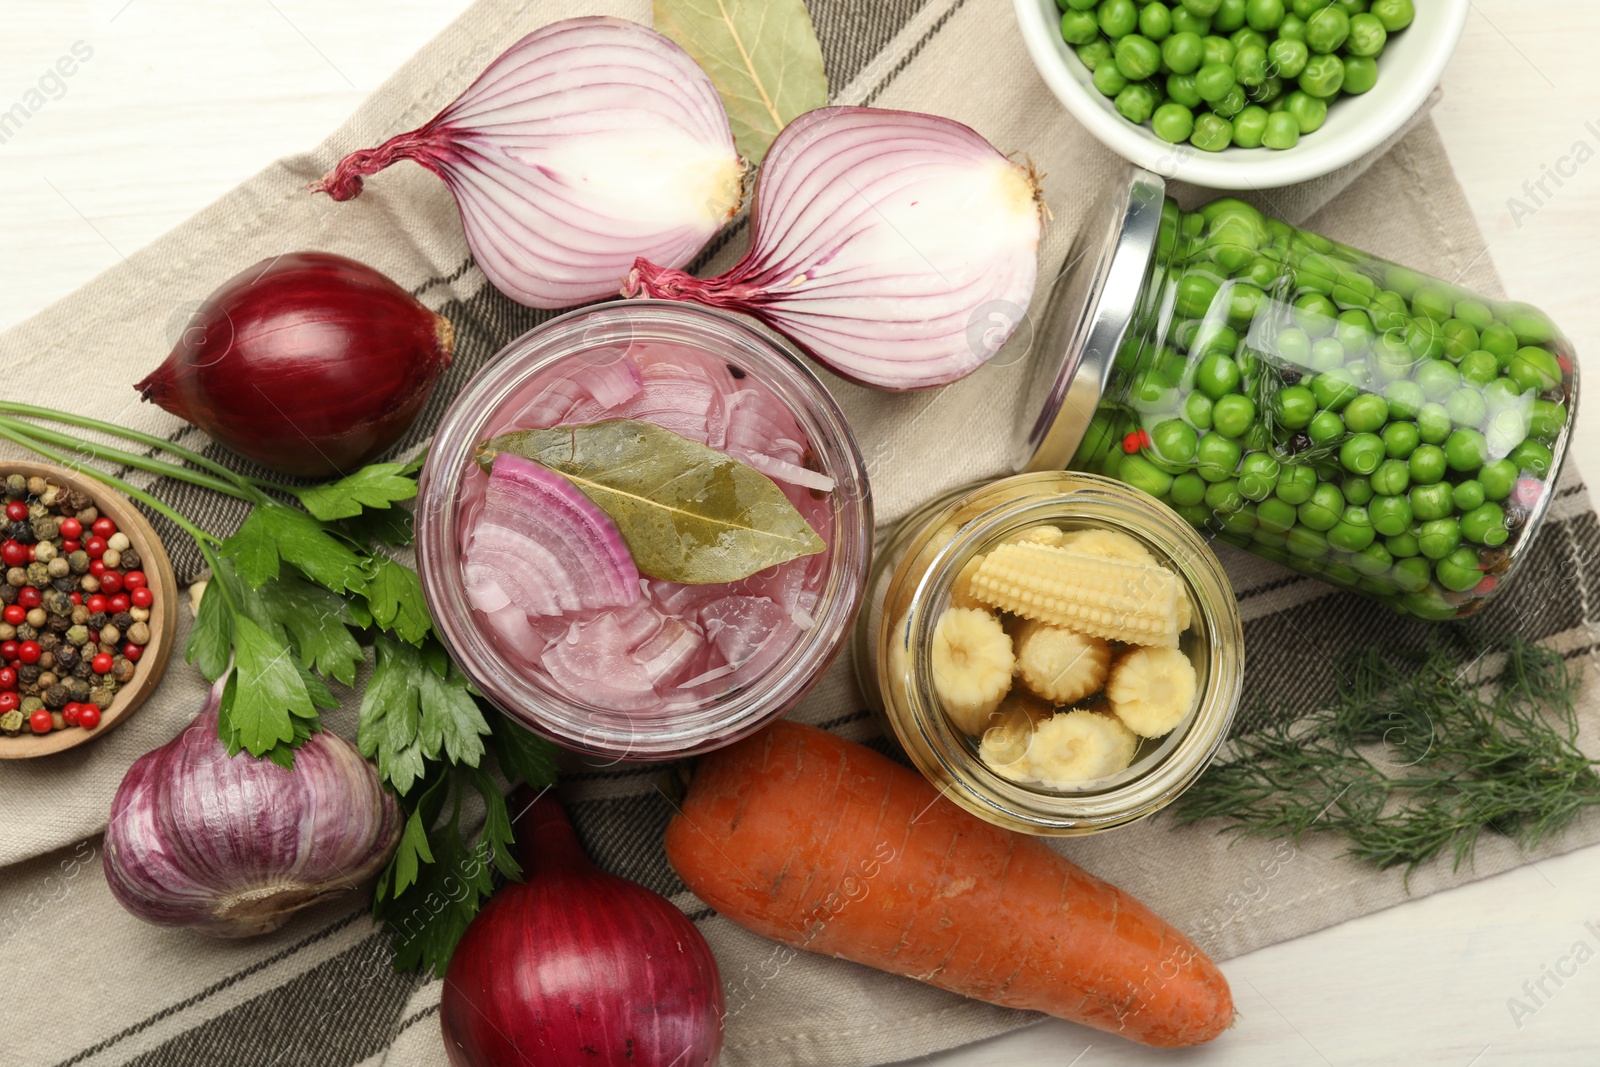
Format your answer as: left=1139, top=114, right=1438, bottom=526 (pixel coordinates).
left=477, top=420, right=825, bottom=584
left=654, top=0, right=829, bottom=163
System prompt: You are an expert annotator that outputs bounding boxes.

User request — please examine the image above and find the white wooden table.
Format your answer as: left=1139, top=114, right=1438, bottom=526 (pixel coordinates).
left=5, top=3, right=1599, bottom=1064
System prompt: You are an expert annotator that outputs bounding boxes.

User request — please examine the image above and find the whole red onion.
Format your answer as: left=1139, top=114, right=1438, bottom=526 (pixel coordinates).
left=135, top=252, right=454, bottom=478
left=441, top=793, right=724, bottom=1067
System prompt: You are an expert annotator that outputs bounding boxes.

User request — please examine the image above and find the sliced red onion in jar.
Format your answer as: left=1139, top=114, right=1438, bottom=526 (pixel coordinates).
left=313, top=17, right=743, bottom=310
left=626, top=106, right=1044, bottom=390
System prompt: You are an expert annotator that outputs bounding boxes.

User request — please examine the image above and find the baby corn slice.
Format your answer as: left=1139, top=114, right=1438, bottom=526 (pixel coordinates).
left=969, top=542, right=1182, bottom=647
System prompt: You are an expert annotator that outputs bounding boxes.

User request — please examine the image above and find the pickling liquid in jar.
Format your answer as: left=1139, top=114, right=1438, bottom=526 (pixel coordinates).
left=1019, top=170, right=1578, bottom=621
left=415, top=302, right=872, bottom=760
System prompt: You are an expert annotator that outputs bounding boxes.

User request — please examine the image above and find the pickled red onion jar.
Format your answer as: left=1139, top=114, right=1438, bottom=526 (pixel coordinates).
left=417, top=302, right=871, bottom=760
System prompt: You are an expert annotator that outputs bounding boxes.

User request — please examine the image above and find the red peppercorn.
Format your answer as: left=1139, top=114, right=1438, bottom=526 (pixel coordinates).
left=86, top=594, right=108, bottom=614
left=1121, top=429, right=1153, bottom=454
left=91, top=517, right=117, bottom=539
left=0, top=667, right=14, bottom=690
left=92, top=652, right=113, bottom=674
left=89, top=559, right=106, bottom=578
left=18, top=642, right=42, bottom=665
left=130, top=587, right=153, bottom=609
left=4, top=502, right=27, bottom=522
left=108, top=594, right=131, bottom=614
left=26, top=545, right=35, bottom=561
left=70, top=592, right=82, bottom=605
left=123, top=570, right=148, bottom=591
left=85, top=537, right=106, bottom=560
left=77, top=703, right=101, bottom=730
left=0, top=692, right=18, bottom=714
left=62, top=703, right=81, bottom=725
left=0, top=540, right=25, bottom=568
left=61, top=540, right=80, bottom=554
left=58, top=517, right=82, bottom=540
left=0, top=640, right=17, bottom=661
left=28, top=708, right=53, bottom=734
left=2, top=605, right=24, bottom=626
left=1475, top=575, right=1499, bottom=596
left=99, top=571, right=124, bottom=595
left=123, top=643, right=143, bottom=662
left=17, top=586, right=41, bottom=609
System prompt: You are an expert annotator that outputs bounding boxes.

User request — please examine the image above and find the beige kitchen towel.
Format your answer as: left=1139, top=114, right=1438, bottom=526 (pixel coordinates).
left=2, top=1, right=1596, bottom=1066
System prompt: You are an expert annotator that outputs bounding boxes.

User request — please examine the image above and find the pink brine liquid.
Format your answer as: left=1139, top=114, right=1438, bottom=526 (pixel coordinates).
left=454, top=341, right=835, bottom=714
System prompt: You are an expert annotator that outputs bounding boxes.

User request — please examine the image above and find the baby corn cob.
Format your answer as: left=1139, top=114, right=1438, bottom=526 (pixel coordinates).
left=969, top=542, right=1181, bottom=647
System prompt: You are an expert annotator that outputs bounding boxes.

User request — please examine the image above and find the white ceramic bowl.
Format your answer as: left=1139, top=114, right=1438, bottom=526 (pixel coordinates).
left=1014, top=0, right=1469, bottom=189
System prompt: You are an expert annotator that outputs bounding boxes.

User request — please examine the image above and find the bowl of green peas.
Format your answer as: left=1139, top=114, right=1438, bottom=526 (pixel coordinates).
left=1014, top=0, right=1468, bottom=189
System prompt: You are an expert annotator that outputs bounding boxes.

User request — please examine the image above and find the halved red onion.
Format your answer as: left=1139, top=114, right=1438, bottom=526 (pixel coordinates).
left=313, top=17, right=742, bottom=309
left=625, top=106, right=1043, bottom=390
left=464, top=453, right=639, bottom=617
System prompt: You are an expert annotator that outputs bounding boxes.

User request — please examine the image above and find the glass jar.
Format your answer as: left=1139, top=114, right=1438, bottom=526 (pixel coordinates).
left=855, top=472, right=1243, bottom=835
left=1018, top=169, right=1579, bottom=621
left=417, top=301, right=872, bottom=761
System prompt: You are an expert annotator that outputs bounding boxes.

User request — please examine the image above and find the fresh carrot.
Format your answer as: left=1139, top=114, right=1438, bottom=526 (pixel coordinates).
left=663, top=720, right=1234, bottom=1048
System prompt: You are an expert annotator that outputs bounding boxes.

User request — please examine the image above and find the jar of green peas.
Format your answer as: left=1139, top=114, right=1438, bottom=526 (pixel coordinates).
left=1017, top=169, right=1578, bottom=620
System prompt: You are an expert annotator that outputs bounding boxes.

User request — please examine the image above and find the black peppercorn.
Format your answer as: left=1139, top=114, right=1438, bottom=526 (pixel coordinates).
left=111, top=658, right=135, bottom=684
left=47, top=614, right=69, bottom=634
left=111, top=611, right=134, bottom=632
left=43, top=684, right=70, bottom=709
left=8, top=521, right=36, bottom=545
left=0, top=584, right=15, bottom=606
left=51, top=577, right=75, bottom=595
left=88, top=611, right=108, bottom=629
left=17, top=664, right=39, bottom=686
left=120, top=548, right=142, bottom=571
left=1287, top=432, right=1312, bottom=454
left=54, top=644, right=78, bottom=670
left=72, top=659, right=92, bottom=680
left=36, top=632, right=58, bottom=652
left=67, top=677, right=90, bottom=701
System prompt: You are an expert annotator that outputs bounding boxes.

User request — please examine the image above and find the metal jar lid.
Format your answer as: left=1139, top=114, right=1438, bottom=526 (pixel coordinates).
left=1012, top=167, right=1168, bottom=473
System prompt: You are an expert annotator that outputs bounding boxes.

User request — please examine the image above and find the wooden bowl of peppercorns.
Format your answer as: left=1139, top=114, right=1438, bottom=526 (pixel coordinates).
left=0, top=462, right=177, bottom=758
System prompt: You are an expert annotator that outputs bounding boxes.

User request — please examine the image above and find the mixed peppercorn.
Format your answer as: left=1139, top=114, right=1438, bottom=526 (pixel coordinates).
left=0, top=473, right=156, bottom=736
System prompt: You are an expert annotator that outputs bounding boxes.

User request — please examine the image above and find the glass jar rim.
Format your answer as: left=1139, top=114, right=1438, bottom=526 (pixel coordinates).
left=878, top=473, right=1243, bottom=834
left=416, top=300, right=873, bottom=761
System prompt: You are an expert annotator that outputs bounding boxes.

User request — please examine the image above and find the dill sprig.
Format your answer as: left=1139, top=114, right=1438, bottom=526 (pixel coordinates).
left=1172, top=635, right=1598, bottom=882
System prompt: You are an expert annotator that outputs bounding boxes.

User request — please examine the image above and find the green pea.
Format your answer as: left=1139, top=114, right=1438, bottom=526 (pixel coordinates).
left=1382, top=420, right=1419, bottom=459
left=1206, top=478, right=1247, bottom=513
left=1444, top=428, right=1488, bottom=473
left=1406, top=317, right=1446, bottom=361
left=1294, top=292, right=1338, bottom=334
left=1331, top=271, right=1377, bottom=312
left=1163, top=30, right=1206, bottom=73
left=1264, top=36, right=1309, bottom=79
left=1296, top=251, right=1339, bottom=294
left=1141, top=2, right=1176, bottom=39
left=1480, top=323, right=1518, bottom=360
left=1370, top=494, right=1413, bottom=537
left=1345, top=11, right=1387, bottom=55
left=1452, top=480, right=1485, bottom=513
left=1246, top=0, right=1286, bottom=28
left=1413, top=360, right=1459, bottom=402
left=1150, top=418, right=1200, bottom=465
left=1149, top=102, right=1197, bottom=144
left=1453, top=299, right=1495, bottom=332
left=1263, top=110, right=1300, bottom=150
left=1508, top=346, right=1563, bottom=393
left=1298, top=53, right=1345, bottom=97
left=1409, top=482, right=1454, bottom=521
left=1417, top=402, right=1452, bottom=444
left=1121, top=452, right=1176, bottom=498
left=1371, top=459, right=1409, bottom=497
left=1239, top=452, right=1282, bottom=500
left=1435, top=548, right=1483, bottom=593
left=1440, top=319, right=1479, bottom=363
left=1116, top=34, right=1165, bottom=79
left=1286, top=524, right=1331, bottom=559
left=1299, top=482, right=1345, bottom=531
left=1255, top=495, right=1298, bottom=533
left=1530, top=399, right=1568, bottom=442
left=1211, top=394, right=1255, bottom=438
left=1343, top=474, right=1374, bottom=506
left=1387, top=532, right=1422, bottom=560
left=1407, top=444, right=1446, bottom=485
left=1304, top=410, right=1342, bottom=447
left=1230, top=42, right=1265, bottom=87
left=1172, top=6, right=1213, bottom=34
left=1174, top=503, right=1214, bottom=527
left=1391, top=555, right=1432, bottom=591
left=1410, top=286, right=1454, bottom=324
left=1218, top=509, right=1259, bottom=536
left=1101, top=0, right=1141, bottom=36
left=1311, top=370, right=1359, bottom=411
left=1231, top=105, right=1270, bottom=147
left=1340, top=433, right=1384, bottom=475
left=1185, top=0, right=1225, bottom=15
left=1254, top=526, right=1291, bottom=550
left=1304, top=3, right=1349, bottom=51
left=1283, top=91, right=1328, bottom=134
left=1060, top=9, right=1100, bottom=44
left=1228, top=24, right=1266, bottom=49
left=1345, top=56, right=1382, bottom=96
left=1060, top=0, right=1098, bottom=9
left=1371, top=0, right=1414, bottom=32
left=1328, top=505, right=1376, bottom=551
left=1176, top=268, right=1223, bottom=317
left=1509, top=439, right=1554, bottom=479
left=1485, top=407, right=1529, bottom=459
left=1196, top=352, right=1243, bottom=398
left=1306, top=337, right=1343, bottom=372
left=1076, top=39, right=1115, bottom=71
left=1167, top=73, right=1204, bottom=108
left=1353, top=542, right=1394, bottom=576
left=1171, top=472, right=1209, bottom=507
left=1276, top=463, right=1317, bottom=505
left=1334, top=309, right=1374, bottom=355
left=1506, top=304, right=1560, bottom=346
left=1478, top=459, right=1516, bottom=501
left=1370, top=289, right=1411, bottom=333
left=1215, top=0, right=1250, bottom=30
left=1338, top=393, right=1387, bottom=434
left=1417, top=518, right=1461, bottom=560
left=1197, top=432, right=1244, bottom=480
left=1383, top=380, right=1425, bottom=420
left=1249, top=73, right=1287, bottom=105
left=1201, top=33, right=1236, bottom=65
left=1196, top=61, right=1238, bottom=101
left=1461, top=502, right=1508, bottom=546
left=1094, top=62, right=1130, bottom=97
left=1270, top=385, right=1313, bottom=430
left=1116, top=84, right=1161, bottom=124
left=1183, top=391, right=1215, bottom=430
left=1458, top=350, right=1500, bottom=387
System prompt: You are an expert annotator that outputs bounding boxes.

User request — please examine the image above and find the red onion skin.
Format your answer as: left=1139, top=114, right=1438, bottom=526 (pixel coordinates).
left=441, top=794, right=724, bottom=1067
left=135, top=252, right=454, bottom=478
